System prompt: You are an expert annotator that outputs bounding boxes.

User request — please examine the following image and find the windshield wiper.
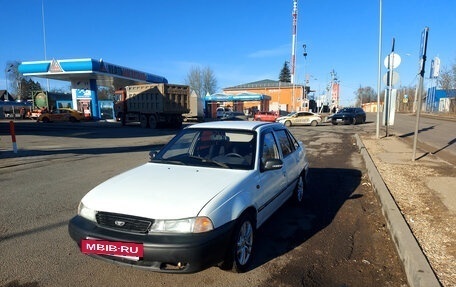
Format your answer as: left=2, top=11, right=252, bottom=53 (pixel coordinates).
left=188, top=155, right=230, bottom=169
left=150, top=159, right=185, bottom=165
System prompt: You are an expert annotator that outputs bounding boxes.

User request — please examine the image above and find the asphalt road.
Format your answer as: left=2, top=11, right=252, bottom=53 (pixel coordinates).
left=0, top=117, right=413, bottom=287
left=385, top=112, right=456, bottom=164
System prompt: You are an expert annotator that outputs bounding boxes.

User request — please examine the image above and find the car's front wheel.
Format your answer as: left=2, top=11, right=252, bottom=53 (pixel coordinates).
left=284, top=120, right=292, bottom=127
left=310, top=120, right=318, bottom=127
left=220, top=213, right=255, bottom=273
left=233, top=214, right=254, bottom=272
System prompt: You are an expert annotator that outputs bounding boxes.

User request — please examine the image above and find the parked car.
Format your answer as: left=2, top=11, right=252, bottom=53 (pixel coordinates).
left=37, top=108, right=84, bottom=123
left=254, top=111, right=279, bottom=122
left=276, top=111, right=321, bottom=127
left=219, top=111, right=248, bottom=121
left=216, top=107, right=232, bottom=119
left=330, top=107, right=366, bottom=125
left=68, top=121, right=309, bottom=273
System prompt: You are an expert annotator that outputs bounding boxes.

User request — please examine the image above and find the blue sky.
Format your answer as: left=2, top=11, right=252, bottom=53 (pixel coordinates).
left=1, top=0, right=455, bottom=106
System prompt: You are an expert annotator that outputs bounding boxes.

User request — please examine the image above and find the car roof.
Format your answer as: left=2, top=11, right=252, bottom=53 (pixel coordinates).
left=186, top=120, right=282, bottom=131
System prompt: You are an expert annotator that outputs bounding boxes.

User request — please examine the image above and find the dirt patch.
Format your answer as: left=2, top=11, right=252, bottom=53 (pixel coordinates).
left=361, top=135, right=456, bottom=287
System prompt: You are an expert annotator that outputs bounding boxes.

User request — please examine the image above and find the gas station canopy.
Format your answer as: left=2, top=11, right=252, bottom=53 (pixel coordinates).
left=205, top=92, right=271, bottom=102
left=18, top=58, right=167, bottom=89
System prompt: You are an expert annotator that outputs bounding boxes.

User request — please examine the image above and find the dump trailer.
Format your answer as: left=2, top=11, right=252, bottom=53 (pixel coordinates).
left=115, top=84, right=190, bottom=129
left=183, top=90, right=205, bottom=122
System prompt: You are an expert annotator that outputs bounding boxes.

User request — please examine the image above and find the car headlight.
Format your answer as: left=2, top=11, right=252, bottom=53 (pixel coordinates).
left=78, top=202, right=97, bottom=222
left=149, top=217, right=213, bottom=234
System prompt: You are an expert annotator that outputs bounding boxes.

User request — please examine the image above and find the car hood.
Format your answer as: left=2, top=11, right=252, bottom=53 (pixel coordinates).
left=81, top=163, right=250, bottom=219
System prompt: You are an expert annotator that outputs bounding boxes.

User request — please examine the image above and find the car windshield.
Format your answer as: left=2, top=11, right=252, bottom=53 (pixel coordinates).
left=152, top=128, right=256, bottom=170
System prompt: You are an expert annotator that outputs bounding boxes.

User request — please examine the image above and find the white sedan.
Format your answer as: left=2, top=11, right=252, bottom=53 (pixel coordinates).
left=276, top=111, right=322, bottom=127
left=68, top=121, right=309, bottom=273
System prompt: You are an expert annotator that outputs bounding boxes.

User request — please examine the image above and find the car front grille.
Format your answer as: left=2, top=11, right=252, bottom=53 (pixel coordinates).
left=96, top=212, right=153, bottom=234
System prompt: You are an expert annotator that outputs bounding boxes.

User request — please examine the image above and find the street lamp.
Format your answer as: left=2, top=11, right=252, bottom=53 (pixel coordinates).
left=302, top=44, right=308, bottom=111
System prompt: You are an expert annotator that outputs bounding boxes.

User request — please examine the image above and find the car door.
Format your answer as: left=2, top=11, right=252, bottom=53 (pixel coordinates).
left=273, top=129, right=301, bottom=195
left=294, top=112, right=309, bottom=125
left=255, top=131, right=287, bottom=227
left=52, top=110, right=68, bottom=121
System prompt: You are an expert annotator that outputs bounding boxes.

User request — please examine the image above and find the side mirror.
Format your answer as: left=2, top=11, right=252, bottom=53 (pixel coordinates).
left=149, top=150, right=159, bottom=162
left=262, top=159, right=283, bottom=171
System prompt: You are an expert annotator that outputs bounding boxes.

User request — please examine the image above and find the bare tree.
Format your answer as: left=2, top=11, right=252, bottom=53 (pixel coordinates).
left=202, top=67, right=217, bottom=96
left=5, top=61, right=21, bottom=97
left=185, top=66, right=217, bottom=97
left=354, top=86, right=377, bottom=106
left=438, top=65, right=456, bottom=91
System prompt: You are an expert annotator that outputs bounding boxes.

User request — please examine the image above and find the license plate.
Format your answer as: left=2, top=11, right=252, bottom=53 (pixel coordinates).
left=336, top=119, right=342, bottom=122
left=81, top=239, right=144, bottom=259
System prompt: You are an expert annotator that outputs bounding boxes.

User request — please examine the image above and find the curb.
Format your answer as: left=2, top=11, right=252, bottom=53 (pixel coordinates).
left=354, top=134, right=441, bottom=287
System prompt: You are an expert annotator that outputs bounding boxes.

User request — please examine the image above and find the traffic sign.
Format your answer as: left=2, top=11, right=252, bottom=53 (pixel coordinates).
left=383, top=71, right=400, bottom=86
left=384, top=52, right=401, bottom=69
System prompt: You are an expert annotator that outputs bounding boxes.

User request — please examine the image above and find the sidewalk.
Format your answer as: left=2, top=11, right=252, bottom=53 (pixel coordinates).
left=357, top=133, right=455, bottom=287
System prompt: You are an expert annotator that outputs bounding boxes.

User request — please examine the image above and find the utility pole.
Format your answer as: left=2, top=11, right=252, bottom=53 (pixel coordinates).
left=376, top=0, right=383, bottom=139
left=290, top=0, right=298, bottom=111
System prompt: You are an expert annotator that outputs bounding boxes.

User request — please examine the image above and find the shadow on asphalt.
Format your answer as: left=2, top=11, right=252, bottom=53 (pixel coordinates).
left=0, top=220, right=68, bottom=242
left=0, top=144, right=166, bottom=160
left=397, top=125, right=436, bottom=138
left=250, top=167, right=362, bottom=271
left=0, top=120, right=181, bottom=139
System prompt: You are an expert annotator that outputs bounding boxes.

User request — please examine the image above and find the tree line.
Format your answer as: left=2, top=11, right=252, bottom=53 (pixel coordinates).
left=354, top=59, right=456, bottom=112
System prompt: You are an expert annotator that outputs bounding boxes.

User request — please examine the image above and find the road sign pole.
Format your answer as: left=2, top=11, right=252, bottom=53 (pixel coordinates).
left=412, top=27, right=429, bottom=161
left=9, top=121, right=18, bottom=154
left=383, top=38, right=401, bottom=138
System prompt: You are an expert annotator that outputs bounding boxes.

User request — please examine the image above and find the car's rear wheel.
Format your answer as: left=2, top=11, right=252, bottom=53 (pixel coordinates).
left=310, top=120, right=318, bottom=127
left=352, top=117, right=357, bottom=125
left=284, top=120, right=292, bottom=127
left=220, top=213, right=255, bottom=273
left=42, top=117, right=50, bottom=123
left=291, top=172, right=307, bottom=205
left=331, top=120, right=337, bottom=125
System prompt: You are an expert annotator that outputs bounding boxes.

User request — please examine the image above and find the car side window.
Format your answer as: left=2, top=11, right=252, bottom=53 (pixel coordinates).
left=261, top=132, right=280, bottom=165
left=275, top=129, right=294, bottom=157
left=286, top=130, right=300, bottom=150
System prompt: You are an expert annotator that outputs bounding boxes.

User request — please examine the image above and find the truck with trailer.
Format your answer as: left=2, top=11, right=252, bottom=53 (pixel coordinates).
left=183, top=90, right=205, bottom=122
left=115, top=83, right=190, bottom=129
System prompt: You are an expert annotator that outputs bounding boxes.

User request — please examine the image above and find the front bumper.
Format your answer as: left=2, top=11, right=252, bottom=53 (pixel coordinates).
left=68, top=215, right=235, bottom=273
left=331, top=116, right=352, bottom=124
